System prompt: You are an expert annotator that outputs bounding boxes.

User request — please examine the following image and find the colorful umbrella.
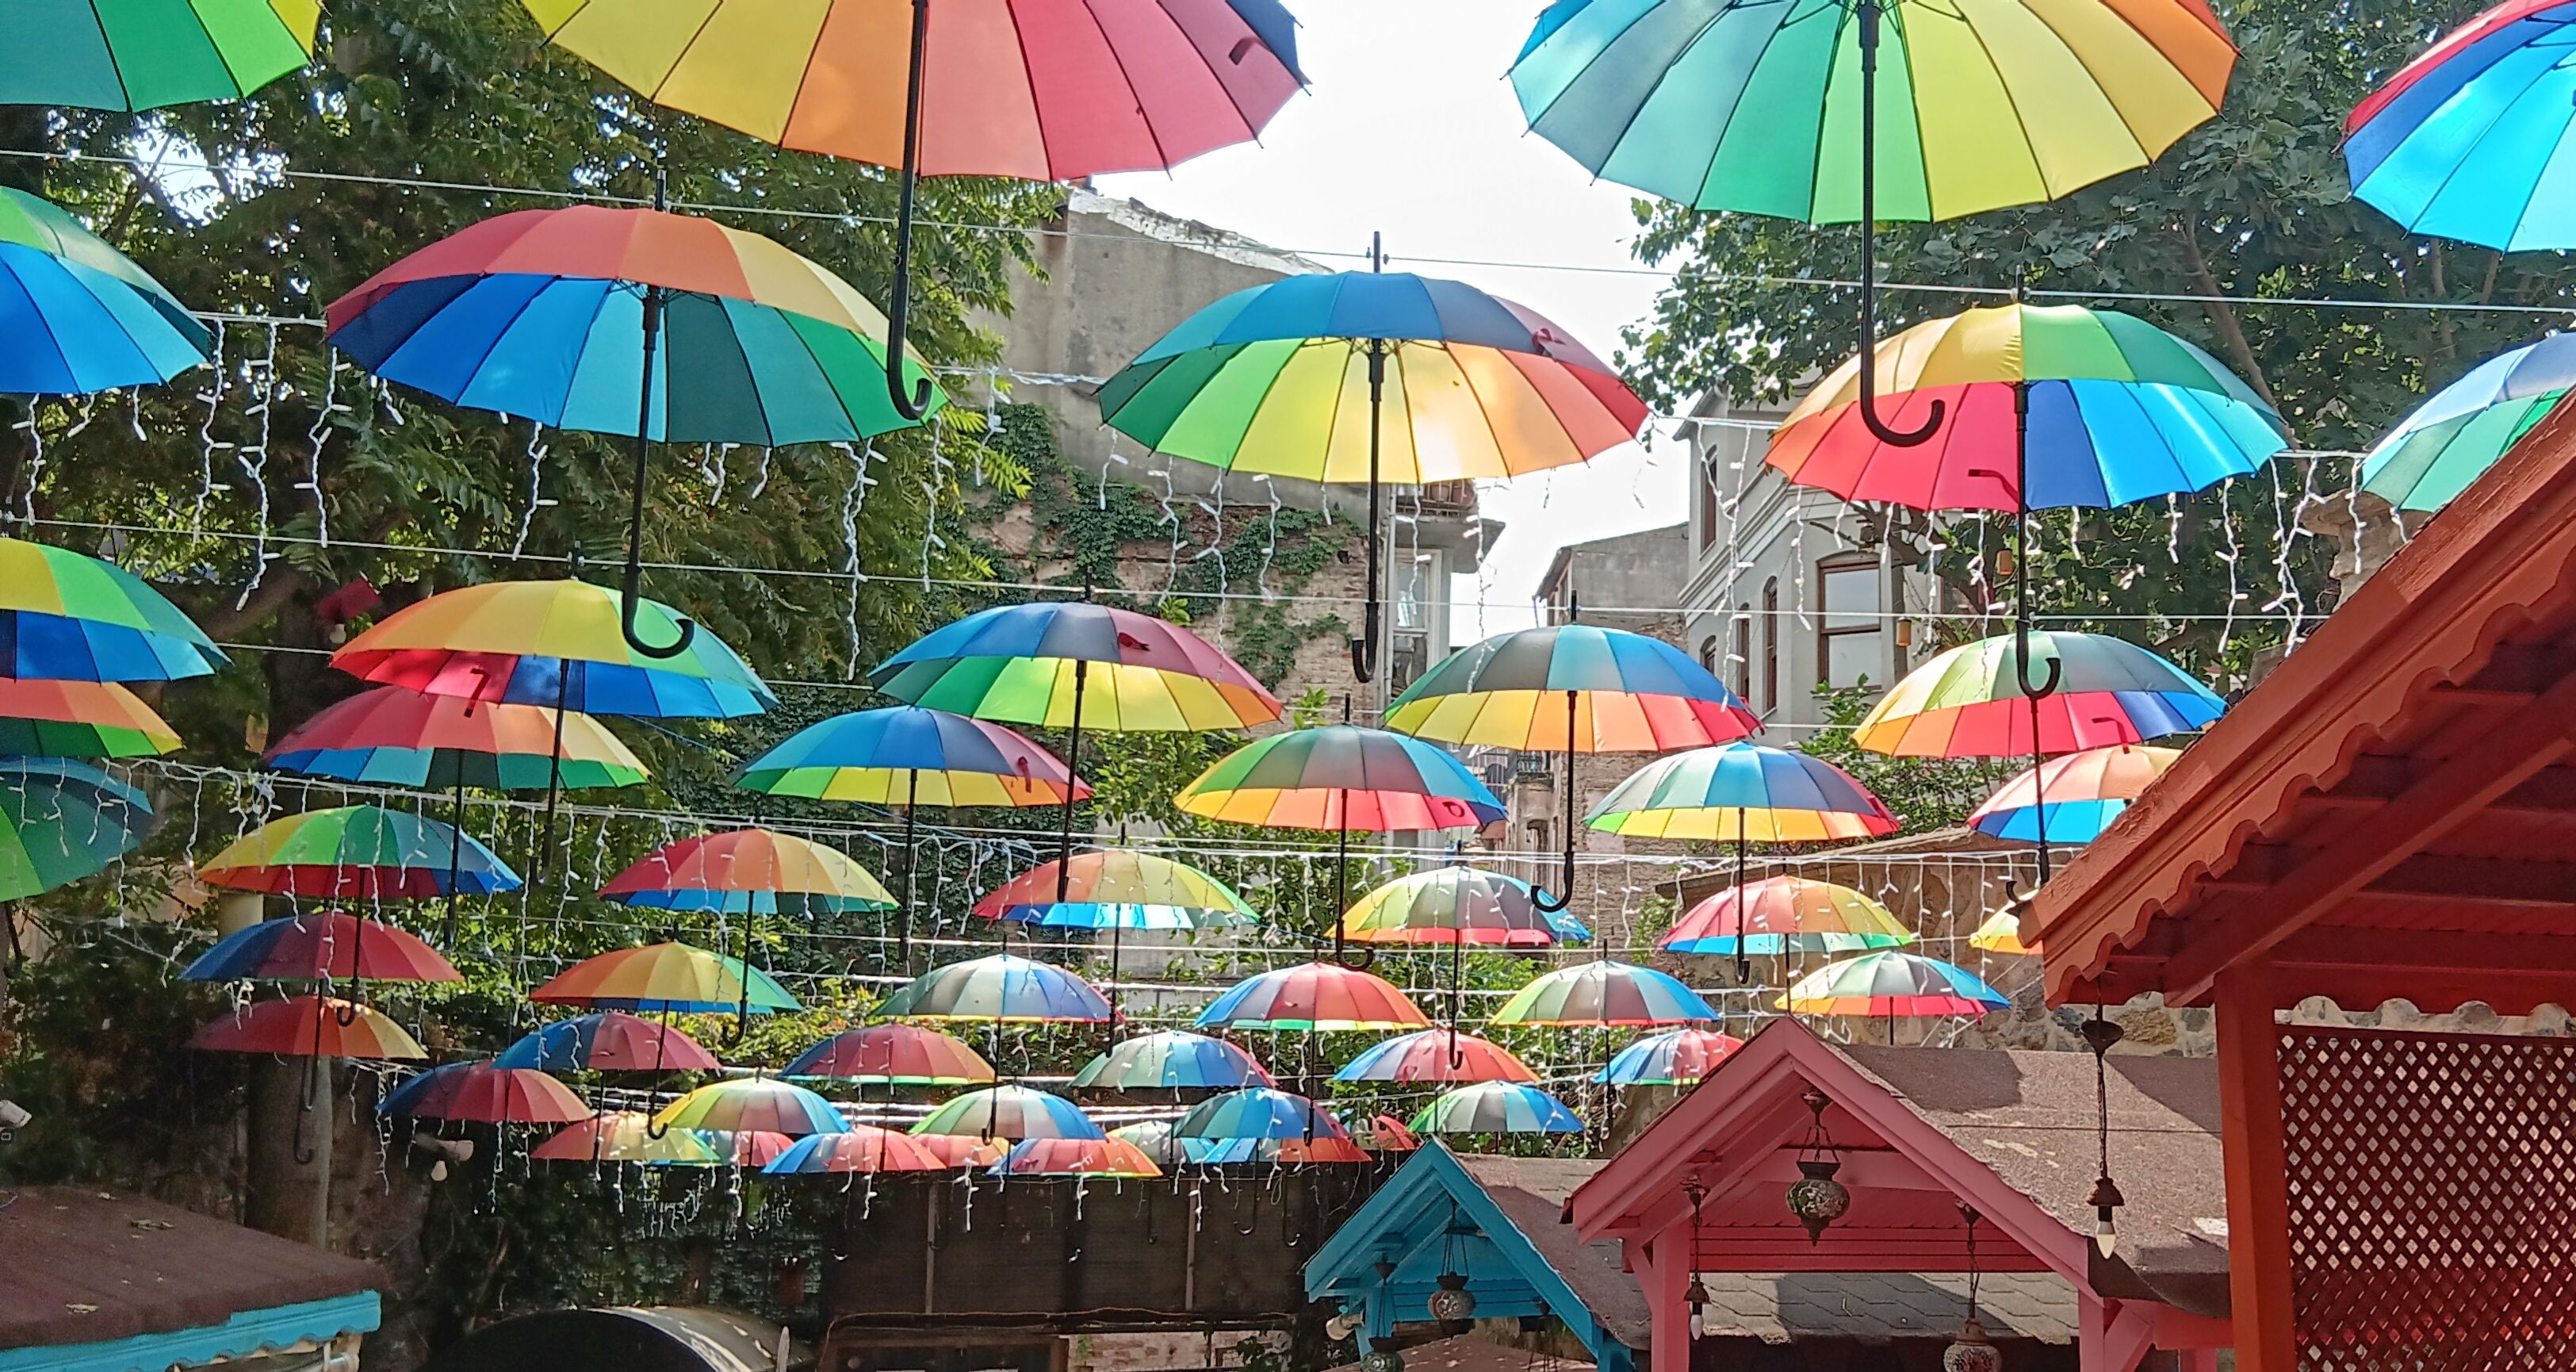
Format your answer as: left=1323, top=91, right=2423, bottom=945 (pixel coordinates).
left=330, top=206, right=937, bottom=654
left=1410, top=1081, right=1583, bottom=1136
left=1185, top=1134, right=1376, bottom=1165
left=182, top=911, right=462, bottom=984
left=908, top=1133, right=1009, bottom=1167
left=873, top=954, right=1113, bottom=1023
left=764, top=1126, right=951, bottom=1176
left=0, top=677, right=180, bottom=758
left=190, top=995, right=427, bottom=1059
left=1357, top=1114, right=1420, bottom=1154
left=265, top=686, right=649, bottom=790
left=992, top=1137, right=1165, bottom=1180
left=0, top=535, right=226, bottom=682
left=199, top=805, right=522, bottom=898
left=530, top=942, right=802, bottom=1015
left=1334, top=1030, right=1537, bottom=1085
left=784, top=1025, right=994, bottom=1086
left=2344, top=0, right=2576, bottom=250
left=496, top=1012, right=722, bottom=1073
left=533, top=1110, right=722, bottom=1164
left=1070, top=1031, right=1273, bottom=1092
left=2361, top=333, right=2576, bottom=514
left=1857, top=634, right=2222, bottom=758
left=0, top=759, right=150, bottom=899
left=1108, top=1121, right=1186, bottom=1168
left=653, top=1078, right=848, bottom=1138
left=385, top=1063, right=590, bottom=1125
left=1338, top=867, right=1590, bottom=948
left=599, top=828, right=896, bottom=915
left=1101, top=271, right=1646, bottom=682
left=1194, top=962, right=1430, bottom=1033
left=1659, top=877, right=1914, bottom=957
left=0, top=3, right=318, bottom=111
left=1488, top=960, right=1717, bottom=1028
left=1969, top=745, right=2181, bottom=845
left=688, top=1129, right=798, bottom=1170
left=974, top=851, right=1255, bottom=930
left=523, top=0, right=1303, bottom=422
left=0, top=187, right=212, bottom=395
left=1595, top=1028, right=1747, bottom=1086
left=1969, top=908, right=2035, bottom=956
left=1781, top=951, right=2011, bottom=1018
left=1173, top=1087, right=1350, bottom=1143
left=911, top=1085, right=1101, bottom=1142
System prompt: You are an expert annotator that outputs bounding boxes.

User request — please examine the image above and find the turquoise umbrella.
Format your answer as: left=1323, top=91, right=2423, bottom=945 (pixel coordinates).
left=0, top=758, right=149, bottom=898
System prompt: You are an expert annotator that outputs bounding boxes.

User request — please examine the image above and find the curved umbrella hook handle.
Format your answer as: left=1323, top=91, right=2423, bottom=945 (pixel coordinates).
left=2015, top=643, right=2064, bottom=699
left=644, top=1113, right=675, bottom=1141
left=618, top=483, right=697, bottom=659
left=883, top=0, right=937, bottom=424
left=1851, top=0, right=1942, bottom=452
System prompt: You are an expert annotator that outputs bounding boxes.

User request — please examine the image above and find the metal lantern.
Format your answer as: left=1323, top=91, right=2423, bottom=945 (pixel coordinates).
left=1784, top=1159, right=1851, bottom=1243
left=1943, top=1318, right=2003, bottom=1372
left=1427, top=1272, right=1477, bottom=1324
left=1361, top=1339, right=1405, bottom=1372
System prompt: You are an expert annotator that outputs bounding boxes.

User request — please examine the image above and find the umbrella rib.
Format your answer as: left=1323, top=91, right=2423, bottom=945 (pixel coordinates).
left=1075, top=0, right=1180, bottom=176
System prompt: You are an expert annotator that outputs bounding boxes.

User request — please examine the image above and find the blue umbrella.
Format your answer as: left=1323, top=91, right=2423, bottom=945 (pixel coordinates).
left=1172, top=1087, right=1350, bottom=1143
left=0, top=188, right=210, bottom=395
left=1410, top=1081, right=1584, bottom=1135
left=2347, top=0, right=2576, bottom=251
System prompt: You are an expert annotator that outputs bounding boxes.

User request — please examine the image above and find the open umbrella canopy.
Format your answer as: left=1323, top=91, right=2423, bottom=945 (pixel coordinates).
left=1855, top=633, right=2222, bottom=757
left=973, top=851, right=1255, bottom=930
left=1071, top=1030, right=1273, bottom=1092
left=2361, top=333, right=2576, bottom=513
left=533, top=1110, right=721, bottom=1164
left=1595, top=1028, right=1747, bottom=1086
left=912, top=1085, right=1102, bottom=1142
left=785, top=1025, right=994, bottom=1085
left=1337, top=867, right=1584, bottom=947
left=331, top=579, right=775, bottom=719
left=1766, top=304, right=2284, bottom=512
left=0, top=535, right=226, bottom=683
left=327, top=205, right=940, bottom=441
left=764, top=1125, right=951, bottom=1175
left=1357, top=1114, right=1420, bottom=1153
left=198, top=805, right=521, bottom=899
left=653, top=1078, right=848, bottom=1138
left=191, top=995, right=426, bottom=1060
left=1968, top=745, right=2182, bottom=843
left=0, top=677, right=180, bottom=758
left=1194, top=962, right=1430, bottom=1033
left=992, top=1136, right=1165, bottom=1179
left=0, top=2, right=318, bottom=111
left=1185, top=1134, right=1375, bottom=1164
left=264, top=686, right=649, bottom=790
left=1099, top=272, right=1648, bottom=485
left=1488, top=960, right=1717, bottom=1027
left=1660, top=877, right=1915, bottom=956
left=385, top=1063, right=590, bottom=1125
left=496, top=1011, right=722, bottom=1073
left=1334, top=1030, right=1537, bottom=1085
left=1584, top=742, right=1896, bottom=842
left=599, top=827, right=895, bottom=915
left=182, top=911, right=462, bottom=984
left=731, top=706, right=1085, bottom=806
left=1410, top=1081, right=1583, bottom=1136
left=0, top=759, right=150, bottom=899
left=873, top=954, right=1113, bottom=1023
left=0, top=187, right=212, bottom=395
left=1173, top=726, right=1504, bottom=831
left=2344, top=0, right=2576, bottom=251
left=1781, top=952, right=2011, bottom=1016
left=1108, top=1121, right=1185, bottom=1167
left=871, top=601, right=1280, bottom=731
left=530, top=942, right=801, bottom=1015
left=1173, top=1087, right=1349, bottom=1143
left=908, top=1133, right=1009, bottom=1167
left=1388, top=625, right=1758, bottom=752
left=1969, top=907, right=2035, bottom=956
left=1510, top=0, right=2234, bottom=224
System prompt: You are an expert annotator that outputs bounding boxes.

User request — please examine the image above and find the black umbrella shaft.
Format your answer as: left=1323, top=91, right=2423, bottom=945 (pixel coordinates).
left=1056, top=658, right=1089, bottom=905
left=901, top=768, right=919, bottom=975
left=882, top=0, right=936, bottom=420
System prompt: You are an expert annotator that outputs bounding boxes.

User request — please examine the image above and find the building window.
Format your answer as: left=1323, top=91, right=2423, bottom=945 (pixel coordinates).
left=1697, top=457, right=1721, bottom=552
left=1698, top=636, right=1719, bottom=673
left=1818, top=554, right=1881, bottom=691
left=1761, top=579, right=1778, bottom=713
left=1731, top=609, right=1751, bottom=701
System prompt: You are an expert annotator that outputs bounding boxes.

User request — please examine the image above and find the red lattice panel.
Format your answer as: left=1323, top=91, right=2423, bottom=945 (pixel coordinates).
left=2278, top=1025, right=2576, bottom=1370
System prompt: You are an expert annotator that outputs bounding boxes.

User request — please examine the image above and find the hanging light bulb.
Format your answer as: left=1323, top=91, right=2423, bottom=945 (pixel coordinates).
left=2080, top=1012, right=2126, bottom=1259
left=1684, top=1274, right=1710, bottom=1340
left=2088, top=1175, right=2126, bottom=1257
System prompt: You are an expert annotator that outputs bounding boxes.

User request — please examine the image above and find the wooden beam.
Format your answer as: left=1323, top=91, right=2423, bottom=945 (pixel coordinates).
left=2216, top=965, right=2295, bottom=1372
left=2204, top=849, right=2576, bottom=908
left=2310, top=759, right=2576, bottom=817
left=1740, top=1149, right=1948, bottom=1192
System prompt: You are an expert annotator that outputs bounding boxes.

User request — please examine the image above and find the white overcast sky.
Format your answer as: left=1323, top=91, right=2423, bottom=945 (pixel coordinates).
left=1093, top=0, right=1692, bottom=642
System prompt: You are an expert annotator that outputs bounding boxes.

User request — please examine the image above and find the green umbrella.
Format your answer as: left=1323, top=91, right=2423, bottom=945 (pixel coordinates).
left=0, top=758, right=150, bottom=899
left=1, top=1, right=320, bottom=111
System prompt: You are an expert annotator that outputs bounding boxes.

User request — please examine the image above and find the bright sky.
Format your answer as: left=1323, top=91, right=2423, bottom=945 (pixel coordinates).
left=1093, top=0, right=1690, bottom=645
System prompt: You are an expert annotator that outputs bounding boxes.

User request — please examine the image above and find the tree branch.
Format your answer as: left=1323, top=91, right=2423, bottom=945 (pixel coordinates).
left=2174, top=220, right=2278, bottom=407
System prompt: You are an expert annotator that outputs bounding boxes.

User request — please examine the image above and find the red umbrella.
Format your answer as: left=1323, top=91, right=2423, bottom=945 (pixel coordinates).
left=766, top=1126, right=951, bottom=1175
left=385, top=1062, right=589, bottom=1125
left=495, top=1010, right=722, bottom=1073
left=180, top=910, right=461, bottom=983
left=189, top=995, right=426, bottom=1059
left=908, top=1134, right=1008, bottom=1167
left=783, top=1025, right=993, bottom=1085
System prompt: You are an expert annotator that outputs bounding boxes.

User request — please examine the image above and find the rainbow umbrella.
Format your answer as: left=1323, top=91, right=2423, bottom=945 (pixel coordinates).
left=1489, top=960, right=1716, bottom=1028
left=0, top=759, right=149, bottom=899
left=524, top=0, right=1301, bottom=423
left=973, top=849, right=1256, bottom=987
left=0, top=535, right=225, bottom=682
left=785, top=1025, right=993, bottom=1086
left=265, top=687, right=649, bottom=791
left=1858, top=634, right=2222, bottom=758
left=1595, top=1028, right=1747, bottom=1086
left=386, top=1063, right=590, bottom=1125
left=654, top=1079, right=848, bottom=1138
left=1969, top=908, right=2034, bottom=956
left=496, top=1012, right=722, bottom=1073
left=2344, top=0, right=2576, bottom=251
left=377, top=1062, right=481, bottom=1117
left=913, top=1085, right=1101, bottom=1142
left=1969, top=744, right=2181, bottom=845
left=1108, top=1121, right=1186, bottom=1168
left=1660, top=877, right=1914, bottom=957
left=199, top=805, right=521, bottom=898
left=0, top=3, right=317, bottom=110
left=0, top=187, right=212, bottom=395
left=992, top=1137, right=1165, bottom=1180
left=873, top=954, right=1112, bottom=1024
left=182, top=911, right=462, bottom=984
left=1102, top=273, right=1646, bottom=683
left=599, top=828, right=895, bottom=916
left=1070, top=1031, right=1273, bottom=1092
left=1410, top=1081, right=1583, bottom=1136
left=0, top=678, right=180, bottom=759
left=2362, top=334, right=2576, bottom=514
left=1186, top=1134, right=1375, bottom=1165
left=534, top=1111, right=722, bottom=1164
left=1338, top=868, right=1590, bottom=948
left=909, top=1134, right=1008, bottom=1168
left=764, top=1126, right=951, bottom=1176
left=687, top=1130, right=798, bottom=1170
left=1195, top=963, right=1430, bottom=1033
left=330, top=206, right=937, bottom=654
left=1173, top=1087, right=1350, bottom=1144
left=531, top=942, right=801, bottom=1016
left=1780, top=952, right=2010, bottom=1018
left=190, top=995, right=427, bottom=1060
left=1334, top=1030, right=1537, bottom=1086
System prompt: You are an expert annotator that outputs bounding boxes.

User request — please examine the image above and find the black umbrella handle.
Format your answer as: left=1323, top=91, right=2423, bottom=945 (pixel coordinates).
left=1854, top=0, right=1942, bottom=450
left=884, top=0, right=938, bottom=422
left=622, top=276, right=696, bottom=660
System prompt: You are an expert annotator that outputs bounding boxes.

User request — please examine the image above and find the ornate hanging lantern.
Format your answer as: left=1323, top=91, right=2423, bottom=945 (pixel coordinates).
left=1428, top=1272, right=1477, bottom=1325
left=1360, top=1339, right=1406, bottom=1372
left=1943, top=1204, right=2004, bottom=1372
left=1782, top=1088, right=1850, bottom=1244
